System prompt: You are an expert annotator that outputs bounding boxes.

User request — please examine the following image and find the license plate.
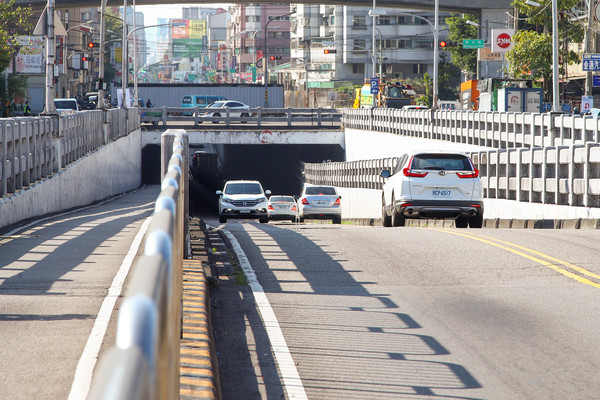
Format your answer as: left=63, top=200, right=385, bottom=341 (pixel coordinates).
left=239, top=209, right=251, bottom=213
left=432, top=189, right=451, bottom=197
left=315, top=200, right=328, bottom=205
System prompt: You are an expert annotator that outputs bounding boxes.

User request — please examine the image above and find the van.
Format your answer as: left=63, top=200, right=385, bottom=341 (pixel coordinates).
left=181, top=95, right=227, bottom=114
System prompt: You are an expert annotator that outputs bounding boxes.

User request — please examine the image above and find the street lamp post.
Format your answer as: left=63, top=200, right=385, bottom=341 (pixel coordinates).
left=551, top=0, right=560, bottom=112
left=121, top=0, right=127, bottom=108
left=264, top=10, right=296, bottom=108
left=126, top=24, right=170, bottom=106
left=252, top=29, right=262, bottom=83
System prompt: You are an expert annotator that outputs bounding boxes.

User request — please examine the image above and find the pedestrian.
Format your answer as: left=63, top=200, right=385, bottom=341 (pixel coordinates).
left=23, top=101, right=31, bottom=116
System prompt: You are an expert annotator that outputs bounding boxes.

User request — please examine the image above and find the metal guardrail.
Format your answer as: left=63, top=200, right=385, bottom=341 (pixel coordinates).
left=89, top=131, right=187, bottom=400
left=303, top=158, right=399, bottom=191
left=0, top=108, right=140, bottom=198
left=303, top=141, right=600, bottom=208
left=343, top=108, right=600, bottom=148
left=319, top=108, right=600, bottom=208
left=0, top=116, right=56, bottom=197
left=140, top=106, right=341, bottom=127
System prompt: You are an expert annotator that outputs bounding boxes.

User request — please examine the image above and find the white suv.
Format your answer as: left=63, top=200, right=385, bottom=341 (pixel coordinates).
left=380, top=151, right=483, bottom=228
left=216, top=180, right=271, bottom=224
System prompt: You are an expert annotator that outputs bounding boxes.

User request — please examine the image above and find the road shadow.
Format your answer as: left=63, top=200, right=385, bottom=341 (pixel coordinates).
left=209, top=220, right=484, bottom=400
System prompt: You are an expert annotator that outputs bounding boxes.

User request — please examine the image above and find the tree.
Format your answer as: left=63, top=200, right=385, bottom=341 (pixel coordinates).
left=505, top=30, right=552, bottom=96
left=0, top=0, right=32, bottom=74
left=444, top=14, right=479, bottom=76
left=508, top=0, right=585, bottom=101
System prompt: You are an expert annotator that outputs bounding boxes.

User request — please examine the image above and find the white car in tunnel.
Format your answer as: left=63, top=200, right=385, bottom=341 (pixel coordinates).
left=298, top=184, right=342, bottom=224
left=380, top=151, right=484, bottom=228
left=216, top=180, right=271, bottom=223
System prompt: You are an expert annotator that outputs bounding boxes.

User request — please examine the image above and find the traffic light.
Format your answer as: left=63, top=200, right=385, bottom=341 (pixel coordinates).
left=87, top=42, right=99, bottom=49
left=269, top=55, right=282, bottom=61
left=324, top=49, right=337, bottom=54
left=82, top=55, right=88, bottom=61
left=439, top=40, right=458, bottom=48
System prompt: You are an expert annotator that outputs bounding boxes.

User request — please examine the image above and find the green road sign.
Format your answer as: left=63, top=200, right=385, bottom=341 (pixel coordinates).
left=463, top=39, right=484, bottom=49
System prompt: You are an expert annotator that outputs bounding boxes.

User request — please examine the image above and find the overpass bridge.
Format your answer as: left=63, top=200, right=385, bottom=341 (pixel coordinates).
left=20, top=0, right=512, bottom=15
left=3, top=108, right=600, bottom=399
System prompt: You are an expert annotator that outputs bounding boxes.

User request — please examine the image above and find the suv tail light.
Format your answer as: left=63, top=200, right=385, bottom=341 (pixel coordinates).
left=301, top=198, right=309, bottom=205
left=268, top=204, right=274, bottom=210
left=334, top=197, right=341, bottom=205
left=457, top=169, right=479, bottom=178
left=403, top=168, right=428, bottom=178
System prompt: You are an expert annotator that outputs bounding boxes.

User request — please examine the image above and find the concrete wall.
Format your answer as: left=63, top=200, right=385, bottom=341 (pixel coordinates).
left=0, top=129, right=142, bottom=230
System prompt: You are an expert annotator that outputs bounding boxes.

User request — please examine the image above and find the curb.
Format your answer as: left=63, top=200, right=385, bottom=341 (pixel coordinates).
left=342, top=217, right=600, bottom=229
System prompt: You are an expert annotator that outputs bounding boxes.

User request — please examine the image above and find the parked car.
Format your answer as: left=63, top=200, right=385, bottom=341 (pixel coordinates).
left=216, top=180, right=271, bottom=224
left=380, top=151, right=483, bottom=228
left=402, top=104, right=429, bottom=110
left=201, top=100, right=251, bottom=123
left=298, top=184, right=342, bottom=224
left=267, top=195, right=298, bottom=222
left=53, top=98, right=80, bottom=115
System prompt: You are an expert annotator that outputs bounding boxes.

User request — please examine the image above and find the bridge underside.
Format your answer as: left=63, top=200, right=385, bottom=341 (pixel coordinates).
left=142, top=139, right=346, bottom=217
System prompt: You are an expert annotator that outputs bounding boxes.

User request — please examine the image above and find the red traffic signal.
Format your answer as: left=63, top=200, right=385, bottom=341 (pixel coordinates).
left=269, top=55, right=276, bottom=61
left=439, top=41, right=448, bottom=48
left=87, top=42, right=94, bottom=49
left=82, top=55, right=88, bottom=61
left=324, top=49, right=337, bottom=54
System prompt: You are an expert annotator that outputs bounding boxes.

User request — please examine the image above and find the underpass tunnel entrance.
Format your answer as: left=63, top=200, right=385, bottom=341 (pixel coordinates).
left=190, top=144, right=345, bottom=218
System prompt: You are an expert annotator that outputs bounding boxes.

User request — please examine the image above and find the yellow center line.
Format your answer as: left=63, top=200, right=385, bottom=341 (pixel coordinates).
left=434, top=228, right=600, bottom=289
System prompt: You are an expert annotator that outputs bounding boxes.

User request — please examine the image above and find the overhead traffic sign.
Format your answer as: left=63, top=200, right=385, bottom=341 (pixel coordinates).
left=463, top=39, right=484, bottom=49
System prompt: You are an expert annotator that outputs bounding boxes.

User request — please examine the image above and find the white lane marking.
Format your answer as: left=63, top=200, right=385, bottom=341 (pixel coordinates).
left=67, top=215, right=152, bottom=400
left=220, top=227, right=308, bottom=400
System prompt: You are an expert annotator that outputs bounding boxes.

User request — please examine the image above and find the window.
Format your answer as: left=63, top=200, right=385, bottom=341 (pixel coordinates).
left=379, top=16, right=392, bottom=25
left=352, top=63, right=364, bottom=74
left=353, top=16, right=366, bottom=29
left=353, top=39, right=366, bottom=51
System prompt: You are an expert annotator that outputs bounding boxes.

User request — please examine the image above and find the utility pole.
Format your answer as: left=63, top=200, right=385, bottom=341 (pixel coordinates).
left=43, top=0, right=56, bottom=114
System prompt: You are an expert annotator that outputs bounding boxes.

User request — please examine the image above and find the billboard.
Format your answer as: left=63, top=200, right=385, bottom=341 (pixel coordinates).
left=11, top=36, right=45, bottom=74
left=172, top=19, right=206, bottom=58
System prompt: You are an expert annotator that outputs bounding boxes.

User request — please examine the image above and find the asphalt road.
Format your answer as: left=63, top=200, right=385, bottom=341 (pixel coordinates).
left=0, top=187, right=157, bottom=400
left=208, top=219, right=600, bottom=400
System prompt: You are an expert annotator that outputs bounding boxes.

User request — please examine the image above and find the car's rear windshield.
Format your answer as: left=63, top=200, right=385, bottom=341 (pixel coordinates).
left=411, top=154, right=472, bottom=171
left=54, top=100, right=77, bottom=110
left=270, top=196, right=294, bottom=202
left=224, top=183, right=263, bottom=195
left=305, top=186, right=336, bottom=195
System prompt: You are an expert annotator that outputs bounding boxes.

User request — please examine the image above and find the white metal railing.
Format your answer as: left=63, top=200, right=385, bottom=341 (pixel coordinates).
left=343, top=108, right=600, bottom=148
left=0, top=116, right=56, bottom=197
left=140, top=106, right=341, bottom=127
left=303, top=143, right=600, bottom=208
left=0, top=108, right=140, bottom=198
left=88, top=131, right=187, bottom=400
